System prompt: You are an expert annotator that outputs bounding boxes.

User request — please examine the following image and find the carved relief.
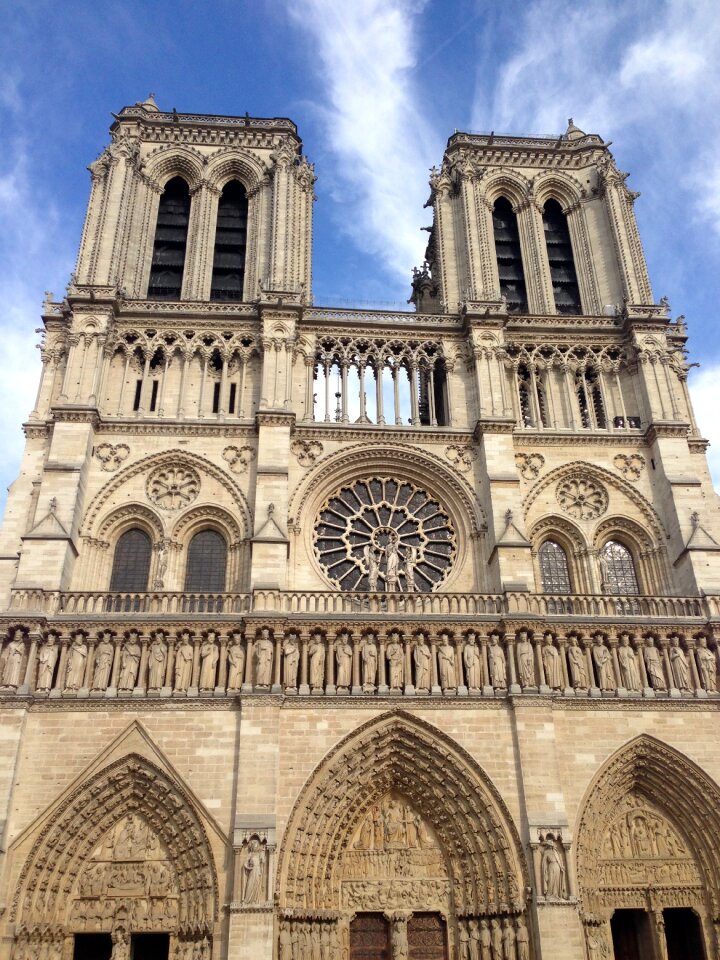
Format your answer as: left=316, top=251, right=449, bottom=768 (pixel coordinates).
left=146, top=465, right=200, bottom=510
left=290, top=439, right=323, bottom=467
left=95, top=443, right=130, bottom=472
left=556, top=477, right=608, bottom=521
left=515, top=452, right=545, bottom=480
left=222, top=444, right=256, bottom=475
left=613, top=453, right=645, bottom=481
left=444, top=444, right=477, bottom=473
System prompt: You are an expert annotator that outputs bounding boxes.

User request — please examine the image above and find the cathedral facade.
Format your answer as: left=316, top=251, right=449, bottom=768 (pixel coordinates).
left=0, top=97, right=718, bottom=960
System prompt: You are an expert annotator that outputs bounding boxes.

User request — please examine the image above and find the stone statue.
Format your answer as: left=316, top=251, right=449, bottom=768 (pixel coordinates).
left=37, top=636, right=58, bottom=691
left=469, top=919, right=481, bottom=960
left=413, top=634, right=431, bottom=691
left=386, top=632, right=404, bottom=689
left=516, top=630, right=535, bottom=687
left=437, top=633, right=456, bottom=691
left=65, top=633, right=88, bottom=690
left=335, top=632, right=353, bottom=688
left=515, top=918, right=530, bottom=960
left=567, top=636, right=588, bottom=689
left=502, top=918, right=516, bottom=959
left=1, top=635, right=25, bottom=689
left=147, top=634, right=168, bottom=690
left=617, top=634, right=640, bottom=691
left=309, top=632, right=325, bottom=690
left=384, top=537, right=401, bottom=594
left=669, top=636, right=690, bottom=690
left=227, top=635, right=245, bottom=690
left=241, top=839, right=265, bottom=903
left=541, top=835, right=566, bottom=898
left=458, top=921, right=471, bottom=960
left=199, top=633, right=219, bottom=690
left=283, top=632, right=300, bottom=689
left=174, top=632, right=194, bottom=692
left=490, top=919, right=503, bottom=960
left=488, top=633, right=506, bottom=688
left=696, top=636, right=717, bottom=692
left=255, top=628, right=273, bottom=687
left=586, top=926, right=609, bottom=960
left=402, top=544, right=419, bottom=592
left=363, top=544, right=381, bottom=592
left=118, top=633, right=141, bottom=691
left=593, top=639, right=615, bottom=691
left=278, top=922, right=293, bottom=960
left=361, top=635, right=378, bottom=688
left=92, top=633, right=114, bottom=691
left=479, top=920, right=492, bottom=960
left=463, top=634, right=482, bottom=689
left=541, top=634, right=562, bottom=689
left=390, top=919, right=408, bottom=960
left=643, top=637, right=666, bottom=690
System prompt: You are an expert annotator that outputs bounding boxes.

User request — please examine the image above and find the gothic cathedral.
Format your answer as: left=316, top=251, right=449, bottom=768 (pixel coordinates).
left=0, top=97, right=719, bottom=960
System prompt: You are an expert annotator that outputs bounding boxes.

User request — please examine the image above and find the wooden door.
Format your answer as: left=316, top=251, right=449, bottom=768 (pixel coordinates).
left=350, top=913, right=391, bottom=960
left=408, top=913, right=447, bottom=960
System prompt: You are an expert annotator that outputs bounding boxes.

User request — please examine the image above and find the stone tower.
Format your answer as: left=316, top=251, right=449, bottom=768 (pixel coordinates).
left=0, top=103, right=718, bottom=960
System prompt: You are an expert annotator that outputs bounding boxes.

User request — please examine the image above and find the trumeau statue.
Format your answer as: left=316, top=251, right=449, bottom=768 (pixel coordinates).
left=335, top=631, right=353, bottom=688
left=283, top=632, right=300, bottom=689
left=413, top=634, right=431, bottom=691
left=92, top=632, right=114, bottom=691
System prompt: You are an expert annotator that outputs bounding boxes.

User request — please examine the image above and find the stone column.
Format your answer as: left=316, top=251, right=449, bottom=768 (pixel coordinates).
left=217, top=634, right=229, bottom=695
left=299, top=632, right=310, bottom=696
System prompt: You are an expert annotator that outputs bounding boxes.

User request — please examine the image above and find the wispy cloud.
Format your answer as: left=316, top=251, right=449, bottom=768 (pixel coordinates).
left=285, top=0, right=438, bottom=280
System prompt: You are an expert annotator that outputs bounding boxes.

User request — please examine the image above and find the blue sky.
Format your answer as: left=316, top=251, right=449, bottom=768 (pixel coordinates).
left=1, top=0, right=719, bottom=515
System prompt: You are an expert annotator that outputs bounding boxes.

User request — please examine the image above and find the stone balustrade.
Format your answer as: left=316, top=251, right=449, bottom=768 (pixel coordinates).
left=0, top=623, right=718, bottom=701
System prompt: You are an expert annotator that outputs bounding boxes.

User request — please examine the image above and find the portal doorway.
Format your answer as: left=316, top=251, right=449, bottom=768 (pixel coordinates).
left=350, top=914, right=391, bottom=960
left=73, top=934, right=113, bottom=960
left=610, top=909, right=653, bottom=960
left=664, top=908, right=706, bottom=960
left=408, top=913, right=447, bottom=960
left=130, top=933, right=170, bottom=960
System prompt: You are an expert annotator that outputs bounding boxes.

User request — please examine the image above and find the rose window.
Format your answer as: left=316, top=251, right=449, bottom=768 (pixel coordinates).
left=314, top=478, right=456, bottom=592
left=556, top=477, right=608, bottom=521
left=146, top=465, right=200, bottom=511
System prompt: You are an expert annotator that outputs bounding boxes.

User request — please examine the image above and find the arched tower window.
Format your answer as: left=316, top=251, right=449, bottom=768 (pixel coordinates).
left=148, top=177, right=190, bottom=300
left=492, top=197, right=527, bottom=313
left=184, top=529, right=227, bottom=592
left=109, top=529, right=152, bottom=592
left=539, top=540, right=572, bottom=593
left=211, top=180, right=248, bottom=301
left=542, top=199, right=581, bottom=314
left=599, top=540, right=639, bottom=595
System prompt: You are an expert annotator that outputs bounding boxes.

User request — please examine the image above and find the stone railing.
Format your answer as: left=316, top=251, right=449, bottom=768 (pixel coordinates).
left=7, top=589, right=718, bottom=621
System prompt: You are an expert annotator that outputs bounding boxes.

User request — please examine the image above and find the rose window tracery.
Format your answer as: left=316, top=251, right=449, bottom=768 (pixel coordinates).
left=314, top=477, right=456, bottom=592
left=556, top=476, right=608, bottom=520
left=146, top=465, right=200, bottom=511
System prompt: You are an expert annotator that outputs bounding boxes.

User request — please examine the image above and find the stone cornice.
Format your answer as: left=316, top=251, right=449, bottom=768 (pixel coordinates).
left=294, top=424, right=474, bottom=444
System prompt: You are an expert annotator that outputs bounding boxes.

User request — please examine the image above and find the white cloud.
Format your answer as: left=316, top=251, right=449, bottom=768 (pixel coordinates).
left=285, top=0, right=438, bottom=279
left=689, top=364, right=720, bottom=494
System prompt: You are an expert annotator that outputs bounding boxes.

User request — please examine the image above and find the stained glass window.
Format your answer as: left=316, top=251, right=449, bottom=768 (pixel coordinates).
left=184, top=530, right=227, bottom=592
left=110, top=529, right=151, bottom=593
left=600, top=540, right=639, bottom=595
left=539, top=540, right=572, bottom=593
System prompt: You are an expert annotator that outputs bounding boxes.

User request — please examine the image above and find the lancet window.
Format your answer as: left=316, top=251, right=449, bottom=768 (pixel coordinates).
left=184, top=530, right=228, bottom=593
left=109, top=529, right=152, bottom=592
left=210, top=180, right=248, bottom=301
left=148, top=177, right=191, bottom=300
left=542, top=199, right=581, bottom=314
left=599, top=540, right=640, bottom=595
left=516, top=363, right=548, bottom=428
left=492, top=197, right=527, bottom=313
left=311, top=338, right=448, bottom=427
left=575, top=366, right=607, bottom=429
left=538, top=540, right=572, bottom=593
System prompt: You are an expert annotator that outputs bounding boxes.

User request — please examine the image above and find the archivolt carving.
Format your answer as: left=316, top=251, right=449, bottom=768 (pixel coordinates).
left=480, top=170, right=532, bottom=209
left=11, top=753, right=218, bottom=935
left=97, top=502, right=165, bottom=542
left=532, top=170, right=584, bottom=210
left=142, top=146, right=205, bottom=191
left=82, top=450, right=250, bottom=540
left=276, top=711, right=529, bottom=915
left=171, top=504, right=244, bottom=545
left=576, top=735, right=720, bottom=918
left=204, top=147, right=268, bottom=193
left=528, top=515, right=586, bottom=554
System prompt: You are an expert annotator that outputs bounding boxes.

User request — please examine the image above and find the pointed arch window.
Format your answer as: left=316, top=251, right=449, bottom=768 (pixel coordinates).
left=599, top=540, right=639, bottom=595
left=184, top=529, right=227, bottom=592
left=492, top=197, right=527, bottom=313
left=542, top=199, right=581, bottom=314
left=211, top=180, right=248, bottom=301
left=110, top=528, right=152, bottom=592
left=539, top=540, right=572, bottom=593
left=148, top=177, right=190, bottom=300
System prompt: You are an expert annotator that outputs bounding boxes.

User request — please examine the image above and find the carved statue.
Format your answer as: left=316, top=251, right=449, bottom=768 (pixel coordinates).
left=643, top=637, right=667, bottom=690
left=147, top=634, right=168, bottom=690
left=363, top=544, right=381, bottom=592
left=386, top=632, right=404, bottom=689
left=92, top=633, right=114, bottom=691
left=283, top=633, right=300, bottom=689
left=617, top=634, right=640, bottom=691
left=567, top=636, right=588, bottom=689
left=437, top=633, right=456, bottom=691
left=541, top=836, right=566, bottom=898
left=37, top=635, right=59, bottom=691
left=593, top=639, right=615, bottom=691
left=696, top=636, right=717, bottom=692
left=278, top=922, right=293, bottom=960
left=227, top=635, right=245, bottom=690
left=384, top=537, right=401, bottom=593
left=255, top=628, right=274, bottom=687
left=361, top=635, right=378, bottom=688
left=335, top=632, right=353, bottom=688
left=1, top=635, right=25, bottom=689
left=413, top=634, right=431, bottom=691
left=469, top=919, right=481, bottom=960
left=118, top=633, right=141, bottom=691
left=586, top=926, right=609, bottom=960
left=402, top=544, right=419, bottom=592
left=516, top=630, right=535, bottom=687
left=458, top=921, right=471, bottom=960
left=241, top=839, right=265, bottom=903
left=390, top=919, right=408, bottom=960
left=199, top=633, right=219, bottom=690
left=488, top=633, right=506, bottom=688
left=669, top=636, right=690, bottom=690
left=479, top=920, right=492, bottom=960
left=65, top=633, right=88, bottom=690
left=490, top=919, right=503, bottom=960
left=515, top=918, right=530, bottom=960
left=174, top=632, right=194, bottom=692
left=463, top=634, right=482, bottom=689
left=542, top=634, right=562, bottom=689
left=309, top=632, right=325, bottom=690
left=502, top=918, right=516, bottom=959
